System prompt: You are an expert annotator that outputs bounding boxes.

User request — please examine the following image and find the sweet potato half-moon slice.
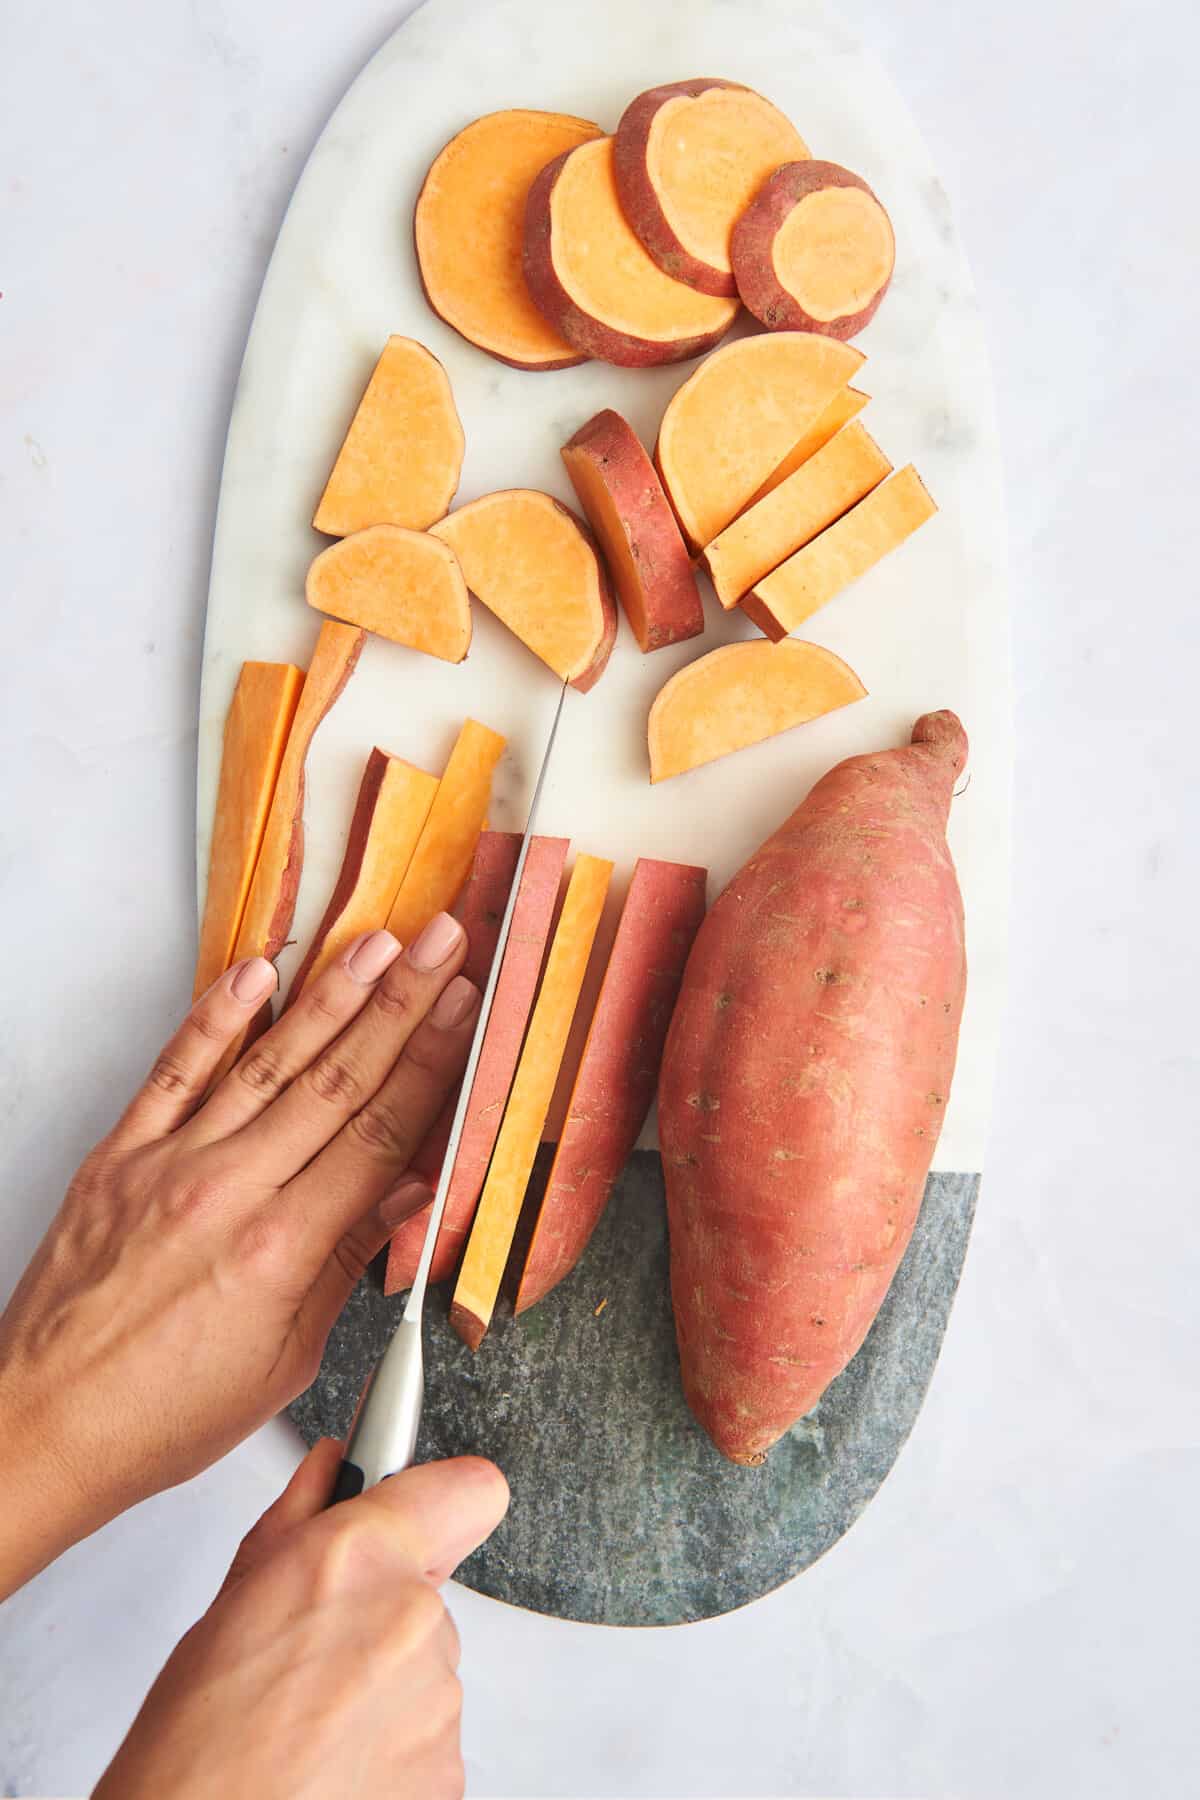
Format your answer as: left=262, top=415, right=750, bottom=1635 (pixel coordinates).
left=523, top=137, right=739, bottom=368
left=312, top=336, right=464, bottom=536
left=414, top=109, right=603, bottom=371
left=431, top=489, right=617, bottom=690
left=613, top=78, right=809, bottom=297
left=306, top=525, right=471, bottom=663
left=655, top=331, right=864, bottom=548
left=647, top=639, right=866, bottom=782
left=731, top=160, right=895, bottom=339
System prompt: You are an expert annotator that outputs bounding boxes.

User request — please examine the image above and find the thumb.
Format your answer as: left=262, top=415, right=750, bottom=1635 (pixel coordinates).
left=218, top=1439, right=344, bottom=1598
left=362, top=1456, right=510, bottom=1584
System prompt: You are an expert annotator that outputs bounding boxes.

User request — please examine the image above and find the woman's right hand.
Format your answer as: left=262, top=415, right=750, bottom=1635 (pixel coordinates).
left=95, top=1441, right=509, bottom=1800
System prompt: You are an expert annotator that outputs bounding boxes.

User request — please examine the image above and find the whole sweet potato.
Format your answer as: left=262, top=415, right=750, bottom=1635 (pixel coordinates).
left=659, top=712, right=968, bottom=1465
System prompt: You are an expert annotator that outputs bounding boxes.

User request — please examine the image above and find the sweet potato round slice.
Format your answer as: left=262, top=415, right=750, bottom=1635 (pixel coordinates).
left=732, top=161, right=895, bottom=338
left=312, top=336, right=464, bottom=536
left=613, top=79, right=809, bottom=296
left=523, top=138, right=739, bottom=368
left=306, top=525, right=471, bottom=663
left=431, top=490, right=617, bottom=691
left=415, top=109, right=603, bottom=371
left=647, top=639, right=866, bottom=782
left=561, top=409, right=704, bottom=652
left=655, top=331, right=864, bottom=548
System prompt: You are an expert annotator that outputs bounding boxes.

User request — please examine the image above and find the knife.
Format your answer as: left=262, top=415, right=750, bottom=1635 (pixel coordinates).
left=329, top=680, right=569, bottom=1503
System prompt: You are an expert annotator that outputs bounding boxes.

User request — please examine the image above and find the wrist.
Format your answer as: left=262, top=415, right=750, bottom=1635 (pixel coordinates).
left=0, top=1368, right=103, bottom=1599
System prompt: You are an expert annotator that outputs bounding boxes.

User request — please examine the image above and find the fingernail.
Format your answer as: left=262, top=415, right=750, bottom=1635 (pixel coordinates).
left=379, top=1178, right=433, bottom=1230
left=230, top=957, right=277, bottom=1005
left=409, top=912, right=464, bottom=972
left=430, top=975, right=480, bottom=1030
left=346, top=930, right=402, bottom=984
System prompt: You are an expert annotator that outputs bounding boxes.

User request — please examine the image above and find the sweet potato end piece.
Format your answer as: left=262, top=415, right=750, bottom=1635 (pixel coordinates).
left=448, top=1300, right=487, bottom=1353
left=732, top=162, right=895, bottom=339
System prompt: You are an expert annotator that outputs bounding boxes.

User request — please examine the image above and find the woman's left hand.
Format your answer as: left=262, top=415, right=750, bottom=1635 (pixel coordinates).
left=0, top=917, right=478, bottom=1597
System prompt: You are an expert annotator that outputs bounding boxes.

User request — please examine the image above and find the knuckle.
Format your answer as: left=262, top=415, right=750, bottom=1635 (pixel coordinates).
left=303, top=984, right=343, bottom=1027
left=400, top=1022, right=456, bottom=1081
left=237, top=1046, right=289, bottom=1100
left=162, top=1172, right=226, bottom=1225
left=347, top=1097, right=411, bottom=1160
left=188, top=1007, right=227, bottom=1045
left=147, top=1051, right=192, bottom=1097
left=330, top=1225, right=376, bottom=1290
left=305, top=1054, right=365, bottom=1110
left=235, top=1207, right=291, bottom=1273
left=308, top=1515, right=392, bottom=1602
left=372, top=979, right=415, bottom=1023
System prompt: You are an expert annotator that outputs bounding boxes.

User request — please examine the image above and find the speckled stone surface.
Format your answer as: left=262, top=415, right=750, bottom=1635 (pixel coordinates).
left=290, top=1152, right=978, bottom=1626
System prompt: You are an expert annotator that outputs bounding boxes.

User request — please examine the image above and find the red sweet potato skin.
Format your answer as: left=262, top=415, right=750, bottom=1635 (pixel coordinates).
left=384, top=835, right=566, bottom=1293
left=730, top=160, right=894, bottom=340
left=658, top=712, right=968, bottom=1465
left=515, top=857, right=708, bottom=1314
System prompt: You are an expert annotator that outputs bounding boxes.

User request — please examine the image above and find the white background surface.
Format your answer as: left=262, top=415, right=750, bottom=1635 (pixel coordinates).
left=1, top=1, right=1196, bottom=1795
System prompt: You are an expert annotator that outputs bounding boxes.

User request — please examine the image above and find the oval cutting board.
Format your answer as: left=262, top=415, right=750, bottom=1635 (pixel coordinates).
left=198, top=0, right=1010, bottom=1624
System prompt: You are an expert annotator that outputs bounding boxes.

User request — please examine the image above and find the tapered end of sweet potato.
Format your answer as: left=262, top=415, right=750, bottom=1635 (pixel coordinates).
left=912, top=709, right=968, bottom=769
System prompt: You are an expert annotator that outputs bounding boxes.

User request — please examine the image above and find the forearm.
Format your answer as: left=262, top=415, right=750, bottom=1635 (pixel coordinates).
left=0, top=1370, right=101, bottom=1600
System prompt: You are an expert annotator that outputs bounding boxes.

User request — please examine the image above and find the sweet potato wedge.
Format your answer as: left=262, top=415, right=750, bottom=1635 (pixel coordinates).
left=655, top=332, right=865, bottom=548
left=516, top=857, right=707, bottom=1315
left=450, top=852, right=612, bottom=1349
left=648, top=640, right=866, bottom=782
left=232, top=622, right=365, bottom=964
left=415, top=110, right=603, bottom=371
left=384, top=719, right=506, bottom=947
left=194, top=661, right=304, bottom=999
left=659, top=712, right=968, bottom=1464
left=731, top=161, right=895, bottom=339
left=613, top=79, right=808, bottom=297
left=701, top=421, right=892, bottom=608
left=561, top=410, right=704, bottom=652
left=385, top=831, right=528, bottom=1294
left=312, top=336, right=464, bottom=536
left=287, top=750, right=439, bottom=999
left=523, top=137, right=739, bottom=368
left=431, top=490, right=617, bottom=691
left=744, top=386, right=869, bottom=507
left=742, top=464, right=937, bottom=641
left=306, top=525, right=471, bottom=663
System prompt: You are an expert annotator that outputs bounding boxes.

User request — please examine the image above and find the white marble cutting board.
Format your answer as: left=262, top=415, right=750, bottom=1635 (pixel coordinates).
left=197, top=0, right=1009, bottom=1175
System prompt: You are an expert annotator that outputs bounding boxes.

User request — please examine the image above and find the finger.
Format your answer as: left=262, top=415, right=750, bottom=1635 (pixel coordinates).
left=363, top=1457, right=510, bottom=1584
left=218, top=1438, right=343, bottom=1597
left=185, top=929, right=405, bottom=1148
left=230, top=914, right=469, bottom=1184
left=112, top=958, right=279, bottom=1149
left=291, top=1177, right=433, bottom=1372
left=281, top=977, right=479, bottom=1286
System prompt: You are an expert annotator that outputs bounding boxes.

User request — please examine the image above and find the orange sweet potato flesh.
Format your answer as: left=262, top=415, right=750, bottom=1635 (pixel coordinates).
left=312, top=336, right=464, bottom=536
left=655, top=332, right=865, bottom=548
left=385, top=719, right=506, bottom=947
left=614, top=79, right=808, bottom=297
left=415, top=110, right=603, bottom=371
left=431, top=490, right=617, bottom=691
left=450, top=852, right=612, bottom=1349
left=384, top=831, right=528, bottom=1294
left=648, top=640, right=866, bottom=783
left=561, top=409, right=704, bottom=652
left=287, top=750, right=438, bottom=1000
left=516, top=857, right=707, bottom=1315
left=306, top=526, right=471, bottom=663
left=659, top=711, right=969, bottom=1465
left=744, top=387, right=869, bottom=508
left=701, top=421, right=892, bottom=608
left=731, top=161, right=895, bottom=339
left=742, top=465, right=937, bottom=642
left=232, top=622, right=365, bottom=965
left=523, top=138, right=739, bottom=368
left=194, top=661, right=303, bottom=999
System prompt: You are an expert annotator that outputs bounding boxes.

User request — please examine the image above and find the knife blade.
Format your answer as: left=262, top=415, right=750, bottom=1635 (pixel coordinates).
left=329, top=680, right=569, bottom=1502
